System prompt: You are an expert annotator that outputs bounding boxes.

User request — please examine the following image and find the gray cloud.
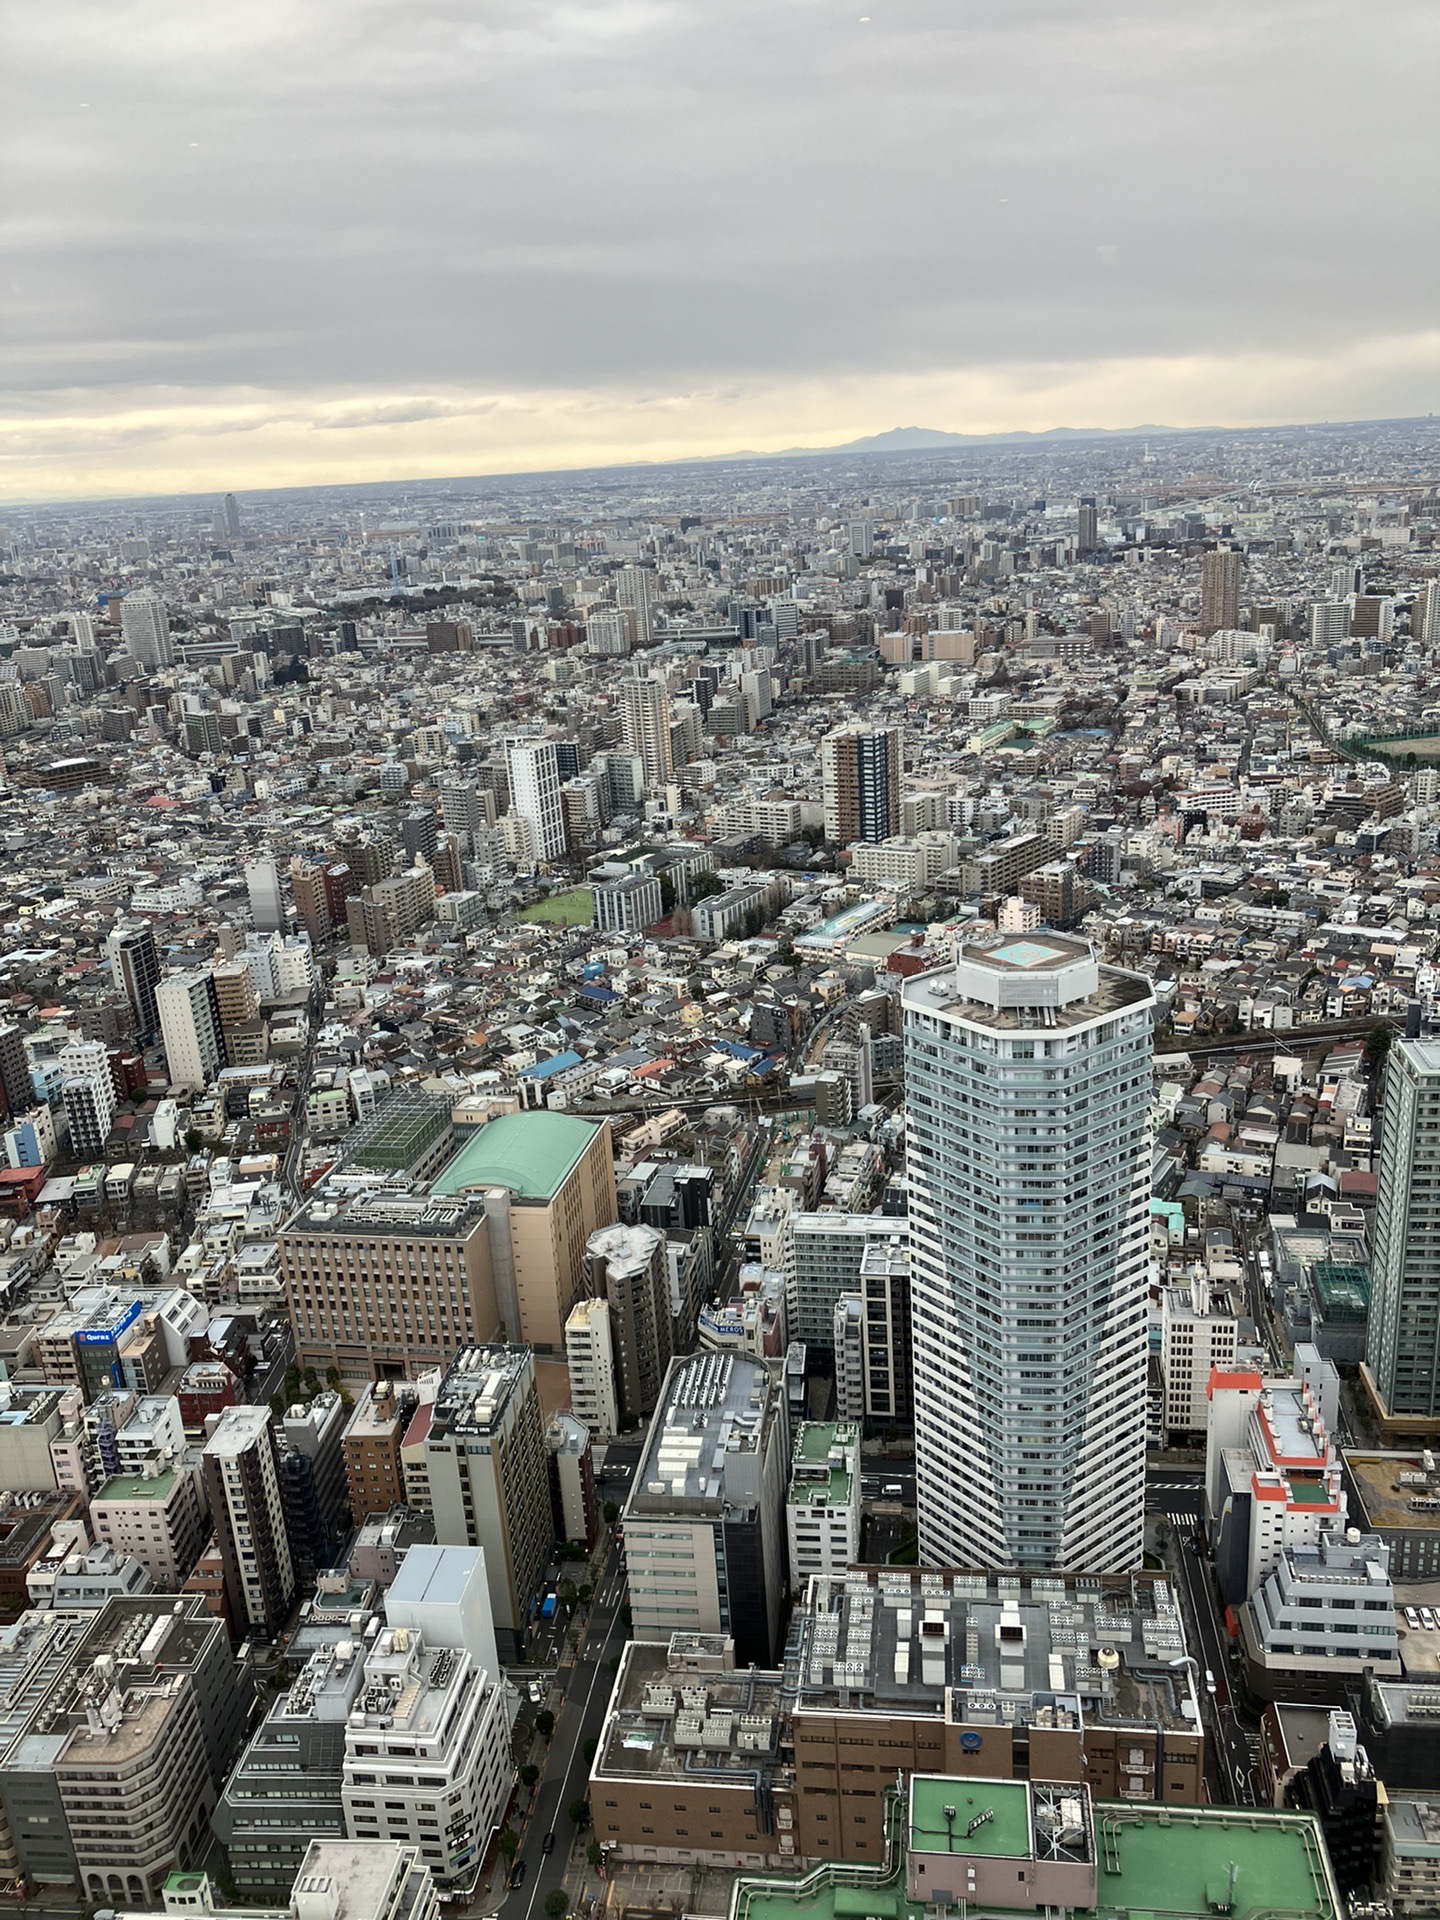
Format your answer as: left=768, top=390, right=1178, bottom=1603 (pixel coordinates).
left=1, top=0, right=1437, bottom=480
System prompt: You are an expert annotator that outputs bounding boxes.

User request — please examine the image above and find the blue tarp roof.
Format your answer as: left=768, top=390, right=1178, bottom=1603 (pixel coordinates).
left=520, top=1049, right=583, bottom=1082
left=711, top=1039, right=762, bottom=1061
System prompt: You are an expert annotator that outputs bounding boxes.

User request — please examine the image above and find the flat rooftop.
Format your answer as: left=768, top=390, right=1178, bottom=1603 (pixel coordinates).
left=910, top=1776, right=1031, bottom=1860
left=1347, top=1451, right=1440, bottom=1531
left=431, top=1345, right=531, bottom=1435
left=432, top=1109, right=601, bottom=1202
left=595, top=1639, right=785, bottom=1785
left=789, top=1423, right=856, bottom=1509
left=288, top=1191, right=483, bottom=1240
left=903, top=947, right=1152, bottom=1033
left=731, top=1804, right=1339, bottom=1920
left=92, top=1467, right=179, bottom=1503
left=792, top=1570, right=1196, bottom=1734
left=629, top=1352, right=774, bottom=1512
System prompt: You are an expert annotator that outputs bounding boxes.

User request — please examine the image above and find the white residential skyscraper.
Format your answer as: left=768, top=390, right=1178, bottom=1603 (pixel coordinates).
left=503, top=737, right=567, bottom=864
left=156, top=969, right=228, bottom=1090
left=1366, top=1037, right=1440, bottom=1419
left=616, top=565, right=656, bottom=642
left=245, top=852, right=286, bottom=934
left=58, top=1039, right=116, bottom=1157
left=120, top=590, right=173, bottom=669
left=618, top=674, right=674, bottom=791
left=903, top=933, right=1154, bottom=1573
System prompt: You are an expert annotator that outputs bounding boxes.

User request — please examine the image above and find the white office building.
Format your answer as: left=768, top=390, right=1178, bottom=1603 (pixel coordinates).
left=342, top=1545, right=513, bottom=1888
left=904, top=933, right=1154, bottom=1572
left=503, top=737, right=567, bottom=864
left=1205, top=1347, right=1346, bottom=1606
left=1160, top=1277, right=1240, bottom=1437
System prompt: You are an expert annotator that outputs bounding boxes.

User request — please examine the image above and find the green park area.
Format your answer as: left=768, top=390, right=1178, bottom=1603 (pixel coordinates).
left=519, top=888, right=594, bottom=927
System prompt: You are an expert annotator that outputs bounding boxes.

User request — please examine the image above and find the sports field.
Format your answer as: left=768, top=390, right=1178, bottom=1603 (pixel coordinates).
left=519, top=888, right=594, bottom=926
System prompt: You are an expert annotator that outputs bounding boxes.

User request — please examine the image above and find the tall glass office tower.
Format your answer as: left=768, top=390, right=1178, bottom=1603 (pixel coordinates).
left=903, top=934, right=1155, bottom=1572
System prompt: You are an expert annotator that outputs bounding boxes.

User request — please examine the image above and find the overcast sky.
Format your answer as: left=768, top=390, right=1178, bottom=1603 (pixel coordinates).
left=3, top=0, right=1438, bottom=501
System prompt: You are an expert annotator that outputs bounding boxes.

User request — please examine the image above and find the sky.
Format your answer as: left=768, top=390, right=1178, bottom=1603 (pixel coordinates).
left=3, top=0, right=1438, bottom=503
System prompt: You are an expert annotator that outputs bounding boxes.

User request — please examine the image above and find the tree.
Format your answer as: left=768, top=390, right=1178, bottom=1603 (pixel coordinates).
left=586, top=1842, right=604, bottom=1871
left=577, top=1583, right=593, bottom=1607
left=497, top=1829, right=520, bottom=1860
left=535, top=1709, right=556, bottom=1741
left=602, top=1501, right=620, bottom=1526
left=545, top=1894, right=569, bottom=1920
left=520, top=1763, right=540, bottom=1791
left=557, top=1580, right=577, bottom=1610
left=1365, top=1023, right=1393, bottom=1070
left=688, top=870, right=724, bottom=902
left=568, top=1797, right=591, bottom=1830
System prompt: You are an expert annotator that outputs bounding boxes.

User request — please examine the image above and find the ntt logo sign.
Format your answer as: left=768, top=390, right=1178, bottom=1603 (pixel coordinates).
left=959, top=1731, right=983, bottom=1752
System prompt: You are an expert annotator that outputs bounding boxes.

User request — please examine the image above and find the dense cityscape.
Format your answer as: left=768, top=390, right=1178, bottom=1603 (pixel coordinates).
left=0, top=415, right=1438, bottom=1920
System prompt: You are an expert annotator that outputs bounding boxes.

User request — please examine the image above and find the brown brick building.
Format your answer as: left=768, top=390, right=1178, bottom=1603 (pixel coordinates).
left=590, top=1570, right=1207, bottom=1870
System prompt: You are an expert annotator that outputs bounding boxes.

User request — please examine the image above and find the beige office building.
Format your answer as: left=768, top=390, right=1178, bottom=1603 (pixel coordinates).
left=280, top=1192, right=501, bottom=1378
left=431, top=1111, right=616, bottom=1353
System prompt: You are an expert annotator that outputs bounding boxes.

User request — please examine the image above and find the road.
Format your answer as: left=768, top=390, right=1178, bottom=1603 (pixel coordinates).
left=1173, top=1536, right=1257, bottom=1807
left=494, top=1533, right=626, bottom=1920
left=1144, top=1467, right=1259, bottom=1807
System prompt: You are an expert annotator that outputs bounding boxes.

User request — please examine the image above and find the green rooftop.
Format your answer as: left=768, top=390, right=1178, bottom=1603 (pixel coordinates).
left=733, top=1801, right=1339, bottom=1920
left=93, top=1468, right=179, bottom=1502
left=1288, top=1479, right=1335, bottom=1506
left=1090, top=1805, right=1337, bottom=1920
left=432, top=1110, right=602, bottom=1202
left=910, top=1778, right=1032, bottom=1861
left=788, top=1422, right=857, bottom=1508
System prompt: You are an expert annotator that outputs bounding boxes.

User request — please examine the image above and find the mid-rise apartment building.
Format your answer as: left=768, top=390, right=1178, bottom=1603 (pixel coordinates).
left=582, top=1221, right=672, bottom=1421
left=201, top=1404, right=296, bottom=1639
left=424, top=1347, right=550, bottom=1661
left=156, top=969, right=229, bottom=1090
left=90, top=1460, right=207, bottom=1588
left=785, top=1422, right=860, bottom=1589
left=565, top=1296, right=620, bottom=1438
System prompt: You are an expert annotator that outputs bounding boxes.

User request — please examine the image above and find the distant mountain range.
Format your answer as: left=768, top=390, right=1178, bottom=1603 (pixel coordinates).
left=767, top=422, right=1183, bottom=457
